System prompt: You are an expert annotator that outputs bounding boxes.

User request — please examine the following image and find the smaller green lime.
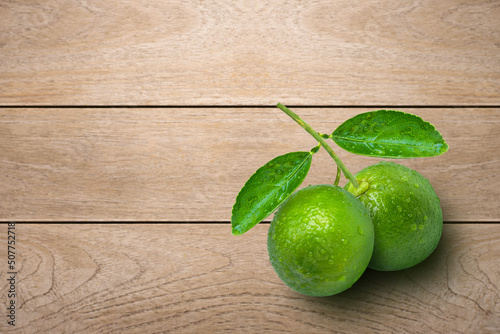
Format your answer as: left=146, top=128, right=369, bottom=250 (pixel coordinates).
left=267, top=185, right=374, bottom=297
left=345, top=161, right=443, bottom=271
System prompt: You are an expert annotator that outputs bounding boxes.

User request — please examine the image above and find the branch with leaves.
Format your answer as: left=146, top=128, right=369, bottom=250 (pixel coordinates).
left=231, top=104, right=448, bottom=235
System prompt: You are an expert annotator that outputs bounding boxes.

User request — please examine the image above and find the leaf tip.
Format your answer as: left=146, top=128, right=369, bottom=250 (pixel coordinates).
left=435, top=144, right=448, bottom=157
left=230, top=218, right=243, bottom=235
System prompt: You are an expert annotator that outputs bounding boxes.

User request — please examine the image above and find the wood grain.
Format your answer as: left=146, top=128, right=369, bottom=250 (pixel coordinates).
left=1, top=107, right=499, bottom=222
left=1, top=0, right=498, bottom=105
left=0, top=223, right=498, bottom=333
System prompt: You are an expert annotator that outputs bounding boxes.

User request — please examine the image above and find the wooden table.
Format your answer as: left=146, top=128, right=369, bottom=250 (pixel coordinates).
left=1, top=1, right=499, bottom=333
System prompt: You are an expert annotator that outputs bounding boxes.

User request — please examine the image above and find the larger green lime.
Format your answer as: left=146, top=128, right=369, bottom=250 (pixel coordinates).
left=267, top=185, right=374, bottom=297
left=345, top=161, right=443, bottom=271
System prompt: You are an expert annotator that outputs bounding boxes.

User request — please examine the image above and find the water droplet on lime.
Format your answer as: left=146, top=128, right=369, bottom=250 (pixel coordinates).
left=414, top=183, right=420, bottom=188
left=358, top=226, right=364, bottom=235
left=339, top=276, right=346, bottom=282
left=397, top=206, right=402, bottom=212
left=411, top=224, right=417, bottom=231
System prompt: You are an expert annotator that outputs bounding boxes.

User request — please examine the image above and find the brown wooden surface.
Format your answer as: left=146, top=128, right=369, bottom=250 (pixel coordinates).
left=1, top=107, right=499, bottom=222
left=1, top=0, right=499, bottom=333
left=0, top=0, right=499, bottom=105
left=0, top=223, right=499, bottom=333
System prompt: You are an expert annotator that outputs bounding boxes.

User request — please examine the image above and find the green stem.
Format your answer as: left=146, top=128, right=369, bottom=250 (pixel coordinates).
left=310, top=143, right=321, bottom=154
left=277, top=103, right=359, bottom=188
left=334, top=166, right=341, bottom=186
left=320, top=133, right=341, bottom=186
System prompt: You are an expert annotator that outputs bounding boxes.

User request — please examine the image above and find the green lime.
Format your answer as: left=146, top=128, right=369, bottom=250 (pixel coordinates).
left=267, top=184, right=374, bottom=297
left=345, top=161, right=443, bottom=271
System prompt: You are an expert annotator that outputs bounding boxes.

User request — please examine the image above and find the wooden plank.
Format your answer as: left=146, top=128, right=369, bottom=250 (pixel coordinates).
left=1, top=108, right=499, bottom=222
left=0, top=223, right=498, bottom=333
left=0, top=0, right=498, bottom=105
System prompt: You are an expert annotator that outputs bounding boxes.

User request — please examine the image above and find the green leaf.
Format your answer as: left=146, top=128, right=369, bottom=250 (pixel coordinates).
left=331, top=110, right=448, bottom=158
left=231, top=151, right=313, bottom=235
